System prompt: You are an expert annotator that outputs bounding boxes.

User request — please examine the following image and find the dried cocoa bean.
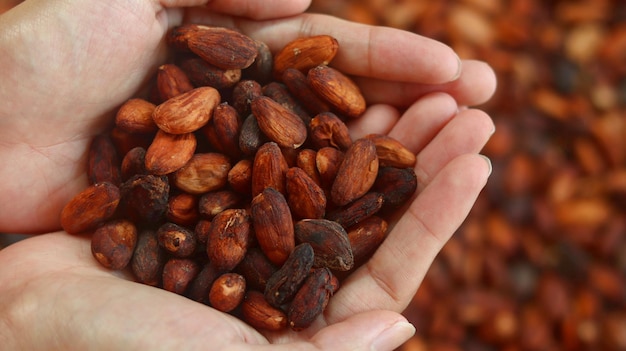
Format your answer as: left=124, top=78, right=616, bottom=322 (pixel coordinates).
left=326, top=192, right=384, bottom=229
left=131, top=229, right=166, bottom=287
left=119, top=174, right=169, bottom=224
left=61, top=182, right=121, bottom=234
left=250, top=187, right=295, bottom=266
left=236, top=247, right=278, bottom=292
left=295, top=219, right=354, bottom=271
left=162, top=258, right=199, bottom=295
left=288, top=267, right=335, bottom=331
left=166, top=192, right=200, bottom=227
left=207, top=209, right=252, bottom=272
left=209, top=273, right=247, bottom=312
left=264, top=243, right=315, bottom=308
left=87, top=134, right=122, bottom=186
left=242, top=290, right=287, bottom=331
left=157, top=222, right=197, bottom=258
left=286, top=167, right=327, bottom=219
left=91, top=219, right=137, bottom=270
left=198, top=190, right=241, bottom=219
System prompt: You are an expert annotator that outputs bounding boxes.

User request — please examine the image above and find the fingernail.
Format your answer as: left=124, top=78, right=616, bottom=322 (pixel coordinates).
left=371, top=322, right=416, bottom=351
left=450, top=54, right=463, bottom=82
left=479, top=154, right=492, bottom=176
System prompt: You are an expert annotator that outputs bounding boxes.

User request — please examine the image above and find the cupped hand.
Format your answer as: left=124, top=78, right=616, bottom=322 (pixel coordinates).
left=0, top=0, right=310, bottom=233
left=0, top=90, right=492, bottom=350
left=0, top=0, right=494, bottom=234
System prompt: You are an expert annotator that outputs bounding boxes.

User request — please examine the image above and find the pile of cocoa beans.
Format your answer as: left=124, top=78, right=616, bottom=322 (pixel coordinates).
left=60, top=25, right=418, bottom=332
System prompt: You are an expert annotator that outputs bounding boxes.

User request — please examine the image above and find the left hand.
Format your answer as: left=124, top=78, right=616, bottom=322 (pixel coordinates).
left=0, top=1, right=494, bottom=234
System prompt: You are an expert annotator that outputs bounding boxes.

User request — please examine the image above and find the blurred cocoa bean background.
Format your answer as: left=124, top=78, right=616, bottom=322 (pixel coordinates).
left=309, top=0, right=626, bottom=350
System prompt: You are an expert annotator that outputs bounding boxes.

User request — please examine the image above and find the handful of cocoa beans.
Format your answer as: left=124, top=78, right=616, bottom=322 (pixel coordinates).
left=60, top=24, right=418, bottom=332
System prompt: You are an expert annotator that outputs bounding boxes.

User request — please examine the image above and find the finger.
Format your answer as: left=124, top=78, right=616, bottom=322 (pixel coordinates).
left=255, top=311, right=414, bottom=351
left=184, top=12, right=461, bottom=84
left=354, top=60, right=497, bottom=108
left=203, top=0, right=311, bottom=20
left=345, top=92, right=458, bottom=149
left=346, top=104, right=401, bottom=140
left=386, top=92, right=459, bottom=153
left=327, top=153, right=492, bottom=320
left=313, top=310, right=414, bottom=351
left=412, top=108, right=495, bottom=190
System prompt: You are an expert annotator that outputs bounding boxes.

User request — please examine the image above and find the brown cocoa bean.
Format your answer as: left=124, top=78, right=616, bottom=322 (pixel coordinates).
left=288, top=267, right=334, bottom=331
left=264, top=243, right=315, bottom=308
left=209, top=272, right=247, bottom=312
left=186, top=262, right=219, bottom=305
left=180, top=57, right=242, bottom=90
left=326, top=192, right=384, bottom=229
left=202, top=103, right=242, bottom=159
left=172, top=153, right=231, bottom=195
left=207, top=209, right=252, bottom=272
left=156, top=63, right=194, bottom=102
left=144, top=130, right=197, bottom=175
left=166, top=192, right=200, bottom=227
left=282, top=68, right=332, bottom=116
left=91, top=219, right=137, bottom=270
left=87, top=134, right=122, bottom=186
left=162, top=258, right=199, bottom=295
left=286, top=167, right=327, bottom=219
left=346, top=216, right=388, bottom=265
left=316, top=146, right=344, bottom=188
left=242, top=290, right=287, bottom=331
left=228, top=159, right=253, bottom=195
left=120, top=146, right=147, bottom=181
left=119, top=174, right=169, bottom=224
left=232, top=79, right=263, bottom=117
left=198, top=190, right=242, bottom=219
left=251, top=96, right=308, bottom=149
left=157, top=222, right=197, bottom=258
left=309, top=112, right=353, bottom=150
left=261, top=82, right=311, bottom=125
left=236, top=247, right=278, bottom=292
left=131, top=229, right=166, bottom=287
left=294, top=219, right=354, bottom=271
left=61, top=182, right=121, bottom=234
left=251, top=142, right=288, bottom=196
left=115, top=98, right=158, bottom=134
left=330, top=138, right=379, bottom=206
left=250, top=187, right=295, bottom=266
left=373, top=166, right=418, bottom=211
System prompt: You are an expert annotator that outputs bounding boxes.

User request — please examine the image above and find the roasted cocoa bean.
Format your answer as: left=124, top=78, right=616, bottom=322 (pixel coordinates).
left=242, top=290, right=288, bottom=331
left=294, top=219, right=354, bottom=271
left=157, top=222, right=197, bottom=258
left=131, top=229, right=166, bottom=287
left=207, top=209, right=252, bottom=272
left=162, top=258, right=199, bottom=295
left=264, top=243, right=315, bottom=308
left=250, top=187, right=295, bottom=266
left=288, top=268, right=335, bottom=331
left=91, top=219, right=138, bottom=270
left=209, top=273, right=247, bottom=312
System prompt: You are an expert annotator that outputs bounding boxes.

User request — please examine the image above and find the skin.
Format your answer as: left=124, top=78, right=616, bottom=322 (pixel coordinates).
left=0, top=1, right=496, bottom=350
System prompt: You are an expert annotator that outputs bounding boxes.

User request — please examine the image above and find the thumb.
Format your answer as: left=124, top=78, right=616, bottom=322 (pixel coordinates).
left=255, top=310, right=415, bottom=351
left=312, top=310, right=415, bottom=351
left=158, top=0, right=311, bottom=20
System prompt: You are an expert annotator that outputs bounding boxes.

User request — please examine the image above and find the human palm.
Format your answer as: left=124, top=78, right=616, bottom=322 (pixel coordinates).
left=0, top=1, right=495, bottom=350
